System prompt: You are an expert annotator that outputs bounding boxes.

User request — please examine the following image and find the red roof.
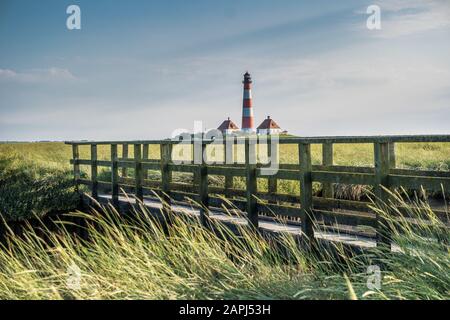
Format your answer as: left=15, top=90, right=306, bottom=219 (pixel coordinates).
left=257, top=116, right=281, bottom=129
left=218, top=118, right=239, bottom=131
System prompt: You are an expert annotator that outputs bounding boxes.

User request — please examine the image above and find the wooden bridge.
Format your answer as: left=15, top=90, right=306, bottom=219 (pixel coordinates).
left=66, top=135, right=450, bottom=249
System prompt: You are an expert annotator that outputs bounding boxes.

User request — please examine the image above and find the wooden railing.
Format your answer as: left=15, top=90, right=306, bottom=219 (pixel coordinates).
left=66, top=135, right=450, bottom=247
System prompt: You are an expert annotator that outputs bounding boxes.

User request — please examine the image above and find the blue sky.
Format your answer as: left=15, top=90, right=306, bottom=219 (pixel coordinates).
left=1, top=0, right=449, bottom=140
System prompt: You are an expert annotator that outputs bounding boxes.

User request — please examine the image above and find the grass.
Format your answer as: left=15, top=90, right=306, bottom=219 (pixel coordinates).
left=0, top=191, right=448, bottom=300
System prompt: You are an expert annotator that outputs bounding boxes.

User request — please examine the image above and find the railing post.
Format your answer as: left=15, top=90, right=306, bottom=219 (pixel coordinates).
left=91, top=144, right=98, bottom=199
left=111, top=144, right=119, bottom=207
left=72, top=144, right=80, bottom=193
left=198, top=142, right=209, bottom=225
left=267, top=138, right=278, bottom=203
left=121, top=143, right=128, bottom=177
left=374, top=142, right=391, bottom=250
left=388, top=142, right=396, bottom=169
left=134, top=144, right=143, bottom=202
left=245, top=137, right=258, bottom=228
left=160, top=142, right=171, bottom=207
left=143, top=144, right=149, bottom=180
left=224, top=138, right=233, bottom=196
left=322, top=143, right=334, bottom=199
left=299, top=143, right=314, bottom=241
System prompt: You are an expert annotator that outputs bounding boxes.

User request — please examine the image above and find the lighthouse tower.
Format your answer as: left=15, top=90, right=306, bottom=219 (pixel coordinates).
left=241, top=72, right=255, bottom=133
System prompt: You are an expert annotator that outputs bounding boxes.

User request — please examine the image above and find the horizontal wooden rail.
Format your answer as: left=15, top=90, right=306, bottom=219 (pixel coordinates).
left=65, top=134, right=450, bottom=145
left=67, top=135, right=450, bottom=249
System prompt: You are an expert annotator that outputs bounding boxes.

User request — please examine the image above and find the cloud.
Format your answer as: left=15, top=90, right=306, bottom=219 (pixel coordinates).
left=0, top=67, right=76, bottom=83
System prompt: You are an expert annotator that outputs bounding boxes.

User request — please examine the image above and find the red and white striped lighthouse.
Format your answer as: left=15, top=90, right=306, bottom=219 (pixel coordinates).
left=241, top=72, right=255, bottom=133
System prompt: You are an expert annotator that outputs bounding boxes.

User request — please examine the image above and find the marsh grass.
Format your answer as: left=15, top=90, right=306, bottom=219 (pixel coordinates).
left=0, top=190, right=448, bottom=300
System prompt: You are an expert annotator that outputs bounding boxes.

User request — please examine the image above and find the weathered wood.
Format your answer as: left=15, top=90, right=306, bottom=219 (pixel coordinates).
left=245, top=137, right=258, bottom=228
left=198, top=143, right=209, bottom=225
left=72, top=144, right=80, bottom=193
left=312, top=164, right=373, bottom=173
left=322, top=143, right=334, bottom=199
left=111, top=144, right=119, bottom=207
left=64, top=134, right=450, bottom=146
left=312, top=171, right=376, bottom=185
left=121, top=144, right=129, bottom=177
left=134, top=144, right=143, bottom=201
left=299, top=143, right=314, bottom=240
left=224, top=140, right=234, bottom=195
left=160, top=143, right=172, bottom=206
left=388, top=142, right=396, bottom=169
left=388, top=174, right=450, bottom=191
left=143, top=144, right=149, bottom=179
left=314, top=210, right=376, bottom=228
left=91, top=144, right=98, bottom=199
left=374, top=142, right=390, bottom=249
left=267, top=138, right=278, bottom=204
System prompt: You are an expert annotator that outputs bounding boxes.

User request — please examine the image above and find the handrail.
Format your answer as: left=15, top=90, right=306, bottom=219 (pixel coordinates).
left=64, top=134, right=450, bottom=145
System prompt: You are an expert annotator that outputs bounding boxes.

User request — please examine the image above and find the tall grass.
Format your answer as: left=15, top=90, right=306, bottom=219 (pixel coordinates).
left=0, top=192, right=448, bottom=300
left=0, top=152, right=79, bottom=221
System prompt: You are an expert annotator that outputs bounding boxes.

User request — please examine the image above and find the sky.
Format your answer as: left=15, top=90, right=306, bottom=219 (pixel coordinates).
left=0, top=0, right=449, bottom=141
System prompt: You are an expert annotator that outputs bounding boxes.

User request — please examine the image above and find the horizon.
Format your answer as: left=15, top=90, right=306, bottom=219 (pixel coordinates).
left=1, top=0, right=450, bottom=141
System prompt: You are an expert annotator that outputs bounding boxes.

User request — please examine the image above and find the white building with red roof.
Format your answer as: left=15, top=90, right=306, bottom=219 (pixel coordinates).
left=257, top=116, right=283, bottom=135
left=217, top=117, right=240, bottom=135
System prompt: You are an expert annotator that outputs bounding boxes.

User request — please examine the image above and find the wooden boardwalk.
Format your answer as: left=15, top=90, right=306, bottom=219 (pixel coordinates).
left=92, top=193, right=396, bottom=251
left=68, top=135, right=450, bottom=250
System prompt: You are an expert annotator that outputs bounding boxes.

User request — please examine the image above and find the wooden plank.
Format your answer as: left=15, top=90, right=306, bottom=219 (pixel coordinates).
left=388, top=174, right=450, bottom=191
left=245, top=137, right=258, bottom=228
left=390, top=168, right=450, bottom=178
left=299, top=143, right=314, bottom=240
left=143, top=144, right=149, bottom=179
left=111, top=144, right=119, bottom=207
left=314, top=210, right=376, bottom=228
left=388, top=142, right=396, bottom=169
left=198, top=143, right=209, bottom=225
left=312, top=171, right=376, bottom=185
left=142, top=162, right=161, bottom=171
left=160, top=143, right=171, bottom=206
left=168, top=164, right=198, bottom=173
left=267, top=138, right=278, bottom=204
left=257, top=203, right=301, bottom=218
left=72, top=144, right=80, bottom=193
left=134, top=144, right=143, bottom=201
left=312, top=164, right=374, bottom=173
left=121, top=144, right=129, bottom=177
left=64, top=134, right=450, bottom=146
left=91, top=144, right=98, bottom=199
left=322, top=143, right=334, bottom=199
left=209, top=186, right=246, bottom=198
left=208, top=166, right=246, bottom=176
left=374, top=142, right=390, bottom=249
left=256, top=168, right=297, bottom=180
left=224, top=139, right=234, bottom=196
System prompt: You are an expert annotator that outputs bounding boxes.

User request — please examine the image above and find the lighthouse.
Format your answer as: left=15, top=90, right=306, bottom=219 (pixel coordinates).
left=241, top=72, right=255, bottom=133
